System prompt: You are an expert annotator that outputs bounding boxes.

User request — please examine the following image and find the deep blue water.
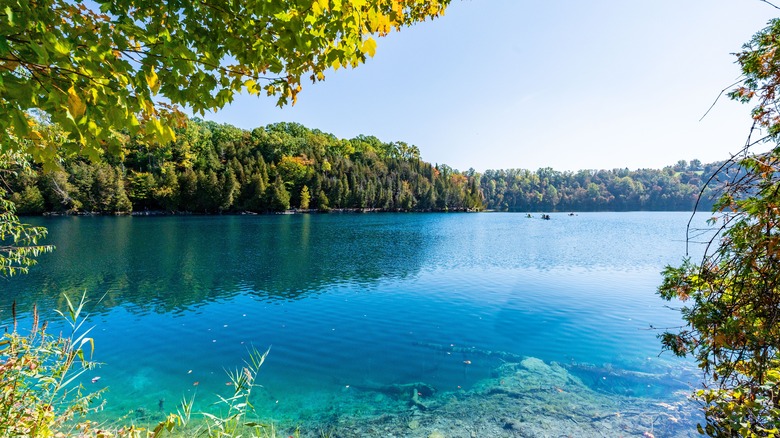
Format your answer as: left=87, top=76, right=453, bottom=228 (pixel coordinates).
left=1, top=212, right=707, bottom=429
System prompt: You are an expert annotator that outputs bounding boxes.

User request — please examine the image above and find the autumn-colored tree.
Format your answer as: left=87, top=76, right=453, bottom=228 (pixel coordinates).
left=659, top=15, right=780, bottom=436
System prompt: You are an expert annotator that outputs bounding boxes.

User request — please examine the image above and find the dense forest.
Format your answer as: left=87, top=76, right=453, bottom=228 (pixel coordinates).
left=8, top=119, right=482, bottom=214
left=480, top=160, right=717, bottom=212
left=7, top=119, right=715, bottom=214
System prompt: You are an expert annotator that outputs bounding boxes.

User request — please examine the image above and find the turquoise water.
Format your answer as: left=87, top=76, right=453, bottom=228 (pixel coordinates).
left=2, top=212, right=707, bottom=435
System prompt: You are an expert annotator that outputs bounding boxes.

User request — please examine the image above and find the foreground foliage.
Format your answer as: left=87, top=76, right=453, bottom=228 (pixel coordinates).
left=0, top=151, right=53, bottom=276
left=659, top=15, right=780, bottom=436
left=1, top=293, right=285, bottom=438
left=0, top=293, right=104, bottom=437
left=1, top=0, right=450, bottom=170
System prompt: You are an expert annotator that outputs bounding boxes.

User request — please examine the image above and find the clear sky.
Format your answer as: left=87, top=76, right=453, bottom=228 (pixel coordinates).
left=203, top=1, right=778, bottom=173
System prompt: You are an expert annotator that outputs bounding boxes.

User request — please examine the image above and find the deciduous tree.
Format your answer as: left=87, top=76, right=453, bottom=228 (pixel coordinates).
left=1, top=0, right=450, bottom=168
left=659, top=14, right=780, bottom=436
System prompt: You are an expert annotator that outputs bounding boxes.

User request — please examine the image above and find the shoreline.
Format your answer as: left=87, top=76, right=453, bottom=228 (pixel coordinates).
left=27, top=208, right=700, bottom=217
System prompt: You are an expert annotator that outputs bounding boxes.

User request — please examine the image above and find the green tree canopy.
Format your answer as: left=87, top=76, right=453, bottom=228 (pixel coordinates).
left=1, top=0, right=449, bottom=170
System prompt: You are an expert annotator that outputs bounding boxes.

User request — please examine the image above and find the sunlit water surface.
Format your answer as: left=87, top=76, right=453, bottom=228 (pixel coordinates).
left=2, top=212, right=710, bottom=432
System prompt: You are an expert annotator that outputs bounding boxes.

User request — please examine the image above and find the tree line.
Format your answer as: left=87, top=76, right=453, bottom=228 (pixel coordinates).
left=7, top=120, right=482, bottom=214
left=479, top=159, right=717, bottom=212
left=6, top=120, right=720, bottom=215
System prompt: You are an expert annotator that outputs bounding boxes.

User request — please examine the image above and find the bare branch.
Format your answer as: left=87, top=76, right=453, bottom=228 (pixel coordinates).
left=699, top=79, right=745, bottom=122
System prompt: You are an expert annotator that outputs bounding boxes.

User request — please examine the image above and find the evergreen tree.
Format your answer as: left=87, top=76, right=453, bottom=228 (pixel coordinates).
left=317, top=189, right=330, bottom=212
left=266, top=176, right=291, bottom=212
left=300, top=185, right=311, bottom=210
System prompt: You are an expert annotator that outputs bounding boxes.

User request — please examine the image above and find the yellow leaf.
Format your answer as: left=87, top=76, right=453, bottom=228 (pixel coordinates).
left=87, top=120, right=101, bottom=137
left=147, top=118, right=165, bottom=139
left=362, top=37, right=376, bottom=57
left=162, top=124, right=176, bottom=143
left=53, top=40, right=70, bottom=56
left=367, top=8, right=378, bottom=32
left=67, top=86, right=86, bottom=119
left=244, top=79, right=258, bottom=94
left=140, top=98, right=155, bottom=115
left=146, top=68, right=160, bottom=93
left=318, top=0, right=329, bottom=12
left=376, top=14, right=391, bottom=35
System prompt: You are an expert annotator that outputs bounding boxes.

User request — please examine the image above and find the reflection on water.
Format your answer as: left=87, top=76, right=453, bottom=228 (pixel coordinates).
left=5, top=214, right=442, bottom=315
left=2, top=212, right=709, bottom=436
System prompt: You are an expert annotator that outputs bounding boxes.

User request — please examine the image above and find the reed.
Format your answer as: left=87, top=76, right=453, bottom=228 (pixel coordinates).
left=0, top=292, right=293, bottom=438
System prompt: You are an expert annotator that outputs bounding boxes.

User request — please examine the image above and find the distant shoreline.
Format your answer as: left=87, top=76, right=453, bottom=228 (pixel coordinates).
left=24, top=208, right=702, bottom=217
left=34, top=207, right=478, bottom=217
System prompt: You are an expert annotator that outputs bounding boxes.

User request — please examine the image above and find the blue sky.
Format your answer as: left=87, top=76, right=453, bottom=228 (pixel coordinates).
left=204, top=1, right=778, bottom=172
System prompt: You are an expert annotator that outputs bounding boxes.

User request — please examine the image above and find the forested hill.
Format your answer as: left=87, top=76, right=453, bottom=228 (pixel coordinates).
left=9, top=119, right=482, bottom=214
left=9, top=119, right=714, bottom=214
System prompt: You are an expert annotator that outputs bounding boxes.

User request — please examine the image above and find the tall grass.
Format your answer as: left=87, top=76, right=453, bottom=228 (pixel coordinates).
left=0, top=291, right=104, bottom=436
left=0, top=293, right=293, bottom=438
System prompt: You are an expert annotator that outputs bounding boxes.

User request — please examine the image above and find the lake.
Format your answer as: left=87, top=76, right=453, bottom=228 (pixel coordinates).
left=3, top=212, right=708, bottom=436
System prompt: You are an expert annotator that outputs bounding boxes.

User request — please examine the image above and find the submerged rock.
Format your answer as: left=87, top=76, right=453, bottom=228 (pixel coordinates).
left=257, top=355, right=699, bottom=438
left=520, top=357, right=549, bottom=374
left=502, top=418, right=523, bottom=431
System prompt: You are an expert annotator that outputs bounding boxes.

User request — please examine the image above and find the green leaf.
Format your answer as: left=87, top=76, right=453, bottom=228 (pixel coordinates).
left=0, top=36, right=10, bottom=54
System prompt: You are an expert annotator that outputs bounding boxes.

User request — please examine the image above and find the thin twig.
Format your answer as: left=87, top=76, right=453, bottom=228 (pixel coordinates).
left=699, top=79, right=744, bottom=122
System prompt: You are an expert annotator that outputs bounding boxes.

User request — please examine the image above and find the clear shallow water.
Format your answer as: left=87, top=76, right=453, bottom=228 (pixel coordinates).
left=2, top=212, right=708, bottom=433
